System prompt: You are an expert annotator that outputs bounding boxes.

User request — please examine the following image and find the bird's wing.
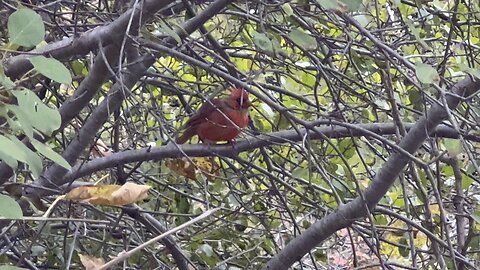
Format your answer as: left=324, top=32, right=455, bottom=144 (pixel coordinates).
left=184, top=98, right=222, bottom=127
left=175, top=98, right=222, bottom=143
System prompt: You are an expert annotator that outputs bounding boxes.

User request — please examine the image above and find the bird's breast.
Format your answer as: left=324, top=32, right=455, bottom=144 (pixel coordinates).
left=209, top=109, right=248, bottom=127
left=195, top=109, right=248, bottom=142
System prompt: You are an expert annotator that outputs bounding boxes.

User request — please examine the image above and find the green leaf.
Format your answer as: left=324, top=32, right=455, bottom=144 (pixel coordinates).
left=252, top=32, right=274, bottom=54
left=406, top=20, right=431, bottom=50
left=29, top=56, right=72, bottom=84
left=444, top=138, right=463, bottom=156
left=302, top=220, right=311, bottom=229
left=198, top=244, right=214, bottom=257
left=7, top=8, right=45, bottom=47
left=0, top=194, right=23, bottom=219
left=317, top=0, right=340, bottom=10
left=343, top=0, right=363, bottom=11
left=462, top=175, right=474, bottom=189
left=472, top=211, right=480, bottom=224
left=271, top=35, right=283, bottom=54
left=288, top=29, right=317, bottom=51
left=467, top=235, right=480, bottom=250
left=31, top=139, right=71, bottom=170
left=159, top=21, right=181, bottom=44
left=458, top=62, right=480, bottom=79
left=197, top=243, right=218, bottom=266
left=0, top=150, right=18, bottom=170
left=0, top=69, right=15, bottom=90
left=374, top=214, right=388, bottom=225
left=6, top=106, right=34, bottom=138
left=292, top=167, right=309, bottom=179
left=0, top=135, right=32, bottom=164
left=71, top=60, right=86, bottom=76
left=30, top=246, right=46, bottom=257
left=408, top=89, right=424, bottom=111
left=353, top=15, right=369, bottom=27
left=281, top=3, right=294, bottom=16
left=415, top=63, right=439, bottom=84
left=398, top=237, right=410, bottom=257
left=10, top=90, right=61, bottom=135
left=0, top=266, right=26, bottom=270
left=8, top=136, right=43, bottom=178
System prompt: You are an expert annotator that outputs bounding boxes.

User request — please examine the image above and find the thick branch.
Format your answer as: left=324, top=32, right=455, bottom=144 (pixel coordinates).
left=262, top=76, right=480, bottom=269
left=4, top=0, right=174, bottom=79
left=61, top=122, right=478, bottom=183
left=122, top=205, right=193, bottom=270
left=0, top=45, right=120, bottom=186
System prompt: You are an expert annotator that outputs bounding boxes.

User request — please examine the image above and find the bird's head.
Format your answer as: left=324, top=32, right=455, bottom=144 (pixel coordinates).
left=230, top=88, right=251, bottom=109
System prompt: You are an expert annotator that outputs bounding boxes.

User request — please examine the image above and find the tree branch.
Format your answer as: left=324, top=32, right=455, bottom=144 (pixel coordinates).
left=4, top=0, right=175, bottom=79
left=25, top=0, right=236, bottom=196
left=262, top=76, right=480, bottom=269
left=0, top=44, right=120, bottom=186
left=60, top=122, right=479, bottom=183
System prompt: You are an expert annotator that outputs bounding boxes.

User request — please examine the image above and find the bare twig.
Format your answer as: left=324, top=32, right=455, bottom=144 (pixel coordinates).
left=97, top=208, right=219, bottom=270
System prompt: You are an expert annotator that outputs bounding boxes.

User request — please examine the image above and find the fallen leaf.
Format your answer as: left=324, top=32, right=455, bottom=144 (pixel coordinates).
left=4, top=183, right=23, bottom=199
left=65, top=182, right=151, bottom=206
left=92, top=139, right=112, bottom=157
left=110, top=182, right=151, bottom=206
left=79, top=254, right=105, bottom=270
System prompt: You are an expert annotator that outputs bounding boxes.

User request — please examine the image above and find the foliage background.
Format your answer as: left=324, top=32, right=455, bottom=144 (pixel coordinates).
left=0, top=0, right=479, bottom=269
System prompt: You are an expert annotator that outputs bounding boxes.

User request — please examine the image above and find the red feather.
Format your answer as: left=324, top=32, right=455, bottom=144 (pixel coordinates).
left=176, top=88, right=251, bottom=143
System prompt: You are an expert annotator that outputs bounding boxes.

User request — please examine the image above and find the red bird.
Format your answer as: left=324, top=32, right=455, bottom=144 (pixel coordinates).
left=176, top=88, right=251, bottom=144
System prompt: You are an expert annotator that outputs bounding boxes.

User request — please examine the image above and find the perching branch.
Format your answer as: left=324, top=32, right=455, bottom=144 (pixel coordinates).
left=25, top=0, right=236, bottom=196
left=60, top=121, right=479, bottom=184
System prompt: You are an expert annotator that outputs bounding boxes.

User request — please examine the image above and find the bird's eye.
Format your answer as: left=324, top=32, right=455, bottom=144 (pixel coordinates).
left=236, top=97, right=243, bottom=104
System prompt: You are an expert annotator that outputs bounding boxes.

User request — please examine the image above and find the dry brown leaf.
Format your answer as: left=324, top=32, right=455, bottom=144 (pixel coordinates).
left=5, top=183, right=48, bottom=211
left=92, top=138, right=112, bottom=157
left=167, top=157, right=220, bottom=181
left=167, top=158, right=196, bottom=180
left=110, top=182, right=151, bottom=206
left=195, top=157, right=220, bottom=176
left=4, top=183, right=23, bottom=199
left=65, top=182, right=151, bottom=206
left=27, top=192, right=49, bottom=212
left=78, top=254, right=105, bottom=270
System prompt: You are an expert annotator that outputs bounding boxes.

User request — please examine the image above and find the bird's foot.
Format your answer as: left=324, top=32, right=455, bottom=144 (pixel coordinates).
left=227, top=139, right=237, bottom=147
left=227, top=139, right=240, bottom=155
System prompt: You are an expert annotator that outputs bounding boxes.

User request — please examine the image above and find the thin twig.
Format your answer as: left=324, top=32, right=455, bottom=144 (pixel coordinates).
left=97, top=208, right=220, bottom=270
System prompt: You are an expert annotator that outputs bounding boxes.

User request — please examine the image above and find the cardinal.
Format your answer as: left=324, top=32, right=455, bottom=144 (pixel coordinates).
left=176, top=88, right=251, bottom=144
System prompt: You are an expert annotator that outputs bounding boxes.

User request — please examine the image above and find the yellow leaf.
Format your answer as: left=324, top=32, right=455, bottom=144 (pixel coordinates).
left=65, top=182, right=151, bottom=206
left=167, top=157, right=220, bottom=181
left=78, top=254, right=105, bottom=270
left=110, top=182, right=151, bottom=206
